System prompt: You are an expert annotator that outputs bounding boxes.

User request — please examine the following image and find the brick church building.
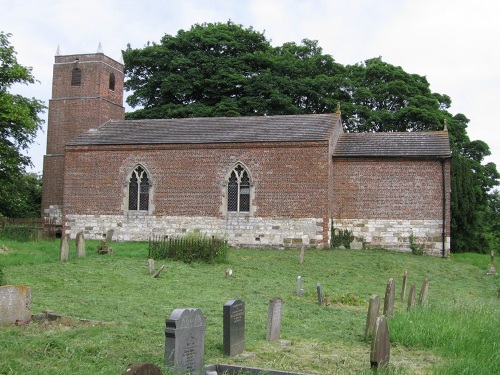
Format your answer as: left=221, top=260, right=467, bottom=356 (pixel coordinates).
left=41, top=51, right=451, bottom=256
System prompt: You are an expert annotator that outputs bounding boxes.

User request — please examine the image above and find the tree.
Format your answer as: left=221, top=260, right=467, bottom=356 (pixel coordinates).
left=0, top=172, right=42, bottom=218
left=0, top=32, right=45, bottom=182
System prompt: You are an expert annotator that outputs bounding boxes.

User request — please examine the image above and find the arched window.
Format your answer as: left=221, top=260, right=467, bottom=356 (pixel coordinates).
left=128, top=166, right=149, bottom=211
left=71, top=67, right=81, bottom=86
left=109, top=73, right=115, bottom=91
left=227, top=165, right=250, bottom=212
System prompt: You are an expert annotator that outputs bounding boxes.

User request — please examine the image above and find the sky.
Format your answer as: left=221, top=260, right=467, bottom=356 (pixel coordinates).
left=2, top=0, right=499, bottom=174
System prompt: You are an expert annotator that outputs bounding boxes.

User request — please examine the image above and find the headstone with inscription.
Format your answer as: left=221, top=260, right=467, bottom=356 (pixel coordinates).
left=223, top=299, right=245, bottom=356
left=266, top=297, right=282, bottom=341
left=370, top=315, right=390, bottom=368
left=165, top=308, right=206, bottom=374
left=59, top=235, right=69, bottom=262
left=76, top=231, right=85, bottom=257
left=364, top=294, right=380, bottom=340
left=383, top=278, right=395, bottom=317
left=0, top=285, right=31, bottom=324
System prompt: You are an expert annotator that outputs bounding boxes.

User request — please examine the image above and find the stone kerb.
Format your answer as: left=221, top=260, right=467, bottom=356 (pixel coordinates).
left=165, top=308, right=206, bottom=374
left=0, top=285, right=31, bottom=325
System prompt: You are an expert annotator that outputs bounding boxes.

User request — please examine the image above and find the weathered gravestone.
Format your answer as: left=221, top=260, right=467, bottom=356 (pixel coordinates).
left=296, top=276, right=304, bottom=296
left=0, top=285, right=31, bottom=325
left=148, top=259, right=155, bottom=275
left=401, top=270, right=407, bottom=301
left=76, top=231, right=85, bottom=257
left=266, top=297, right=282, bottom=341
left=370, top=315, right=390, bottom=368
left=123, top=362, right=163, bottom=375
left=165, top=308, right=206, bottom=374
left=407, top=284, right=416, bottom=311
left=316, top=283, right=323, bottom=306
left=105, top=229, right=114, bottom=242
left=383, top=278, right=395, bottom=317
left=59, top=235, right=69, bottom=262
left=418, top=278, right=429, bottom=306
left=364, top=294, right=380, bottom=340
left=299, top=245, right=305, bottom=264
left=223, top=299, right=245, bottom=356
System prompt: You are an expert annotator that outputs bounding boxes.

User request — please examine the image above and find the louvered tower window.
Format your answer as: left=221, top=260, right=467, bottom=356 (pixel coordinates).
left=71, top=67, right=81, bottom=86
left=227, top=165, right=250, bottom=212
left=128, top=166, right=149, bottom=211
left=109, top=73, right=115, bottom=91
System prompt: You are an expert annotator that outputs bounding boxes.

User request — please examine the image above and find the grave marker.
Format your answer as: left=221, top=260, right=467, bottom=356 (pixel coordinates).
left=364, top=294, right=380, bottom=340
left=407, top=284, right=416, bottom=311
left=383, top=278, right=395, bottom=317
left=105, top=229, right=114, bottom=242
left=370, top=316, right=390, bottom=368
left=76, top=231, right=85, bottom=257
left=59, top=235, right=69, bottom=262
left=401, top=270, right=407, bottom=301
left=0, top=285, right=31, bottom=325
left=316, top=283, right=323, bottom=306
left=148, top=259, right=155, bottom=275
left=223, top=299, right=245, bottom=356
left=299, top=245, right=305, bottom=264
left=266, top=297, right=282, bottom=341
left=296, top=276, right=304, bottom=296
left=165, top=308, right=206, bottom=374
left=418, top=278, right=429, bottom=306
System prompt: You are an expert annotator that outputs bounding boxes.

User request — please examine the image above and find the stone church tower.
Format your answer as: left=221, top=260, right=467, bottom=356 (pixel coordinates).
left=41, top=49, right=125, bottom=222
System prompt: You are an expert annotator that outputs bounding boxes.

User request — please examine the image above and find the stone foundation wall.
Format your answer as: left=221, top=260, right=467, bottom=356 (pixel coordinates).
left=332, top=218, right=450, bottom=256
left=42, top=205, right=62, bottom=225
left=65, top=214, right=326, bottom=248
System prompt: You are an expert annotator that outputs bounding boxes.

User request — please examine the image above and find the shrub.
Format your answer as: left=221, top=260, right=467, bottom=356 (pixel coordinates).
left=330, top=224, right=355, bottom=249
left=409, top=232, right=426, bottom=255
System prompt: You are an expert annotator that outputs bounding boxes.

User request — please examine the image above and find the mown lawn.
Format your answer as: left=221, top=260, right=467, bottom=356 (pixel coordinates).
left=0, top=239, right=498, bottom=374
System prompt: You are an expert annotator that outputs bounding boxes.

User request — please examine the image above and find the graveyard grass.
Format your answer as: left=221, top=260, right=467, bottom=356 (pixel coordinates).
left=0, top=239, right=498, bottom=375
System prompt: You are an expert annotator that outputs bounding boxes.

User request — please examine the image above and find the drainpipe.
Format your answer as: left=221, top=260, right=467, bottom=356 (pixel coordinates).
left=441, top=158, right=447, bottom=258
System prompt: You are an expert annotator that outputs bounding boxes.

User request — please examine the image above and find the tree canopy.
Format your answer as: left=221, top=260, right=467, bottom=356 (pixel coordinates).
left=123, top=21, right=499, bottom=252
left=0, top=32, right=45, bottom=181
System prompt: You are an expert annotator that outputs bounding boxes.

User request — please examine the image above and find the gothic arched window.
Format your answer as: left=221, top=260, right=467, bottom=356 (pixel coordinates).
left=109, top=73, right=115, bottom=91
left=71, top=67, right=81, bottom=86
left=227, top=165, right=250, bottom=212
left=128, top=166, right=149, bottom=211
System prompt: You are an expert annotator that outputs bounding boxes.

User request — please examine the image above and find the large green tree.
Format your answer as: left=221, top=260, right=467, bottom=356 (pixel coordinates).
left=123, top=22, right=499, bottom=252
left=0, top=32, right=45, bottom=182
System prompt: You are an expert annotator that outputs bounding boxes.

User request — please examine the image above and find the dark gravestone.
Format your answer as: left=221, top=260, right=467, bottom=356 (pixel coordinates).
left=401, top=270, right=407, bottom=301
left=123, top=363, right=163, bottom=375
left=223, top=299, right=245, bottom=356
left=364, top=294, right=380, bottom=340
left=266, top=297, right=282, bottom=341
left=316, top=283, right=323, bottom=305
left=165, top=308, right=206, bottom=374
left=383, top=278, right=395, bottom=317
left=370, top=315, right=390, bottom=368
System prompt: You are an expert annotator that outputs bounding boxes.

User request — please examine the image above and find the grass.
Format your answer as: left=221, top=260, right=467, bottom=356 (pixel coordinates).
left=0, top=238, right=498, bottom=374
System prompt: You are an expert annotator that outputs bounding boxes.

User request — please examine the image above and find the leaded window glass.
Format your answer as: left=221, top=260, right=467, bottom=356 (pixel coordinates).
left=227, top=165, right=250, bottom=213
left=128, top=166, right=149, bottom=211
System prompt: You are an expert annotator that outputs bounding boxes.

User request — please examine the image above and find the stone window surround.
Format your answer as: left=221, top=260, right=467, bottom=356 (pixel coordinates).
left=220, top=162, right=256, bottom=218
left=123, top=164, right=154, bottom=215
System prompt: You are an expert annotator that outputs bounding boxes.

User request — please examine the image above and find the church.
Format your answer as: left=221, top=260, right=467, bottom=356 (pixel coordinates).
left=41, top=51, right=451, bottom=256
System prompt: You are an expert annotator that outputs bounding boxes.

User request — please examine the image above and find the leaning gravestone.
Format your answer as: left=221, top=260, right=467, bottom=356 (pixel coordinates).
left=407, top=284, right=416, bottom=311
left=364, top=294, right=380, bottom=340
left=370, top=315, right=390, bottom=368
left=59, top=235, right=70, bottom=262
left=0, top=285, right=31, bottom=324
left=266, top=297, right=282, bottom=341
left=76, top=231, right=85, bottom=257
left=223, top=299, right=245, bottom=356
left=165, top=308, right=206, bottom=374
left=383, top=278, right=395, bottom=317
left=418, top=278, right=429, bottom=306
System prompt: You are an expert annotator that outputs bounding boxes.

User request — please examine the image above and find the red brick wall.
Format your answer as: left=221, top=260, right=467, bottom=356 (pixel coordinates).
left=63, top=141, right=332, bottom=220
left=332, top=157, right=451, bottom=234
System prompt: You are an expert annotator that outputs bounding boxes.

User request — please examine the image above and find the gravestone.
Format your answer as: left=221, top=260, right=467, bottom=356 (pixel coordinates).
left=487, top=250, right=497, bottom=275
left=148, top=259, right=155, bottom=275
left=165, top=308, right=206, bottom=374
left=364, top=294, right=380, bottom=340
left=383, top=278, right=395, bottom=317
left=316, top=283, right=323, bottom=306
left=105, top=229, right=114, bottom=242
left=266, top=297, right=282, bottom=341
left=151, top=265, right=165, bottom=279
left=76, top=231, right=85, bottom=257
left=0, top=285, right=31, bottom=324
left=123, top=363, right=163, bottom=375
left=59, top=235, right=69, bottom=262
left=407, top=284, right=416, bottom=311
left=401, top=270, right=407, bottom=301
left=299, top=245, right=305, bottom=264
left=296, top=276, right=304, bottom=296
left=370, top=315, right=390, bottom=368
left=223, top=299, right=245, bottom=356
left=418, top=278, right=429, bottom=306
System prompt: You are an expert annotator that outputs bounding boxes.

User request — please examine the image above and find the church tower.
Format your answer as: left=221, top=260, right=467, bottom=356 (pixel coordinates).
left=41, top=49, right=125, bottom=222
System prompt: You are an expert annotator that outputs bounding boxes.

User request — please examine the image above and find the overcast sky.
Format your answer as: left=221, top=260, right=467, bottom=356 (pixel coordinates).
left=2, top=0, right=499, bottom=174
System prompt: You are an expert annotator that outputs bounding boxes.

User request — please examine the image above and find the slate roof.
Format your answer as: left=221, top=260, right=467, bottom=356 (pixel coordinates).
left=332, top=132, right=451, bottom=158
left=67, top=113, right=341, bottom=146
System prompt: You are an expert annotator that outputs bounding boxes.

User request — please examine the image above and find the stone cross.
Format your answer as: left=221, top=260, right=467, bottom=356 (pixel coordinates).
left=365, top=294, right=380, bottom=340
left=316, top=283, right=323, bottom=306
left=266, top=297, right=282, bottom=341
left=370, top=315, right=390, bottom=368
left=165, top=308, right=206, bottom=374
left=383, top=278, right=395, bottom=317
left=418, top=278, right=429, bottom=306
left=223, top=299, right=245, bottom=356
left=76, top=231, right=85, bottom=257
left=296, top=276, right=304, bottom=296
left=59, top=235, right=69, bottom=262
left=407, top=284, right=416, bottom=311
